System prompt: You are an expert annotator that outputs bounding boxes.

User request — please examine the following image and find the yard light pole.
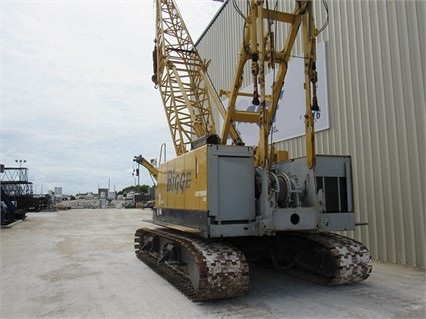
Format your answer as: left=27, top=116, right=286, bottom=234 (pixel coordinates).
left=15, top=159, right=26, bottom=181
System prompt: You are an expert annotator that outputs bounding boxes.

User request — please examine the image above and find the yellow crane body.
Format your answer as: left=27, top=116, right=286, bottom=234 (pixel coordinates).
left=134, top=0, right=372, bottom=302
left=154, top=145, right=255, bottom=237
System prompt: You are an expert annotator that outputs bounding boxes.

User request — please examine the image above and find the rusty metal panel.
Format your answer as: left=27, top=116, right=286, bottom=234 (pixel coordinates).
left=197, top=0, right=425, bottom=268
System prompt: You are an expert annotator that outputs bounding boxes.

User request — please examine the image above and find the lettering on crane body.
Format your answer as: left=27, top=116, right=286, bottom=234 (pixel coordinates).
left=166, top=169, right=191, bottom=193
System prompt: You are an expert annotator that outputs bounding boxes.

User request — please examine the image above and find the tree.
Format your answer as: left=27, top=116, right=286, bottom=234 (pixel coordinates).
left=117, top=185, right=150, bottom=196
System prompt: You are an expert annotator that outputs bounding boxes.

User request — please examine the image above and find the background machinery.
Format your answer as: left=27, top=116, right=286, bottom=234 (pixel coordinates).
left=134, top=0, right=372, bottom=301
left=1, top=165, right=51, bottom=226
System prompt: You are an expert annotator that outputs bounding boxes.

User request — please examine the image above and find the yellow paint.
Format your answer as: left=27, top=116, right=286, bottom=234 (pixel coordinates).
left=156, top=146, right=208, bottom=211
left=273, top=150, right=288, bottom=163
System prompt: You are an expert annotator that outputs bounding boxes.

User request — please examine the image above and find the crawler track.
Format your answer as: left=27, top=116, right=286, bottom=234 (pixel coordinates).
left=134, top=228, right=249, bottom=301
left=135, top=228, right=371, bottom=301
left=274, top=232, right=372, bottom=285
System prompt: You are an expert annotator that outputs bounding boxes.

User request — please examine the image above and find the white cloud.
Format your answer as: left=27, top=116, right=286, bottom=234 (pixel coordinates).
left=1, top=0, right=223, bottom=194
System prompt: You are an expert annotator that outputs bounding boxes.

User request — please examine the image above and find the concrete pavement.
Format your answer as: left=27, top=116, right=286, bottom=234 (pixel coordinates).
left=1, top=209, right=425, bottom=318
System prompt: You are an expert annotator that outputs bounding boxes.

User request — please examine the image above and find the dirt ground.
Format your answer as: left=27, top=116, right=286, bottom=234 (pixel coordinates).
left=1, top=209, right=425, bottom=318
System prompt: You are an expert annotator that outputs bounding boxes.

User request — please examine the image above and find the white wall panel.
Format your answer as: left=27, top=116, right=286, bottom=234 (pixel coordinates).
left=197, top=0, right=425, bottom=268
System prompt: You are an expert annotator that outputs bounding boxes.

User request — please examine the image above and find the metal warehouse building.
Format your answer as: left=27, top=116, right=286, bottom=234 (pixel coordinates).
left=196, top=0, right=425, bottom=268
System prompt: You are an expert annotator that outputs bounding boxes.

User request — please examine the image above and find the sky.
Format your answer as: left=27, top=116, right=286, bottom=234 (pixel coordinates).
left=0, top=0, right=224, bottom=195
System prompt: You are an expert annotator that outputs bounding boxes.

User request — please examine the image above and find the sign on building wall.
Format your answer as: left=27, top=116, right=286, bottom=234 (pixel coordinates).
left=222, top=42, right=329, bottom=146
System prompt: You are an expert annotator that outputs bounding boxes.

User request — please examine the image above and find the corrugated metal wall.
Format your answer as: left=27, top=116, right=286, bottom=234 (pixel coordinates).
left=198, top=0, right=425, bottom=268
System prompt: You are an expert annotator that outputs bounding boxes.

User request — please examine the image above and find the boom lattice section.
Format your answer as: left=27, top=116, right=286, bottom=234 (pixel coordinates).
left=154, top=0, right=219, bottom=155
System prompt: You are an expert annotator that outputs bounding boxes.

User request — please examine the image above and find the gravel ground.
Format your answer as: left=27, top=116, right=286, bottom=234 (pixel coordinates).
left=1, top=209, right=425, bottom=319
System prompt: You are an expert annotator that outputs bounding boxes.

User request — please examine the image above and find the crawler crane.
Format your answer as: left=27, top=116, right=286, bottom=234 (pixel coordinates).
left=134, top=0, right=372, bottom=301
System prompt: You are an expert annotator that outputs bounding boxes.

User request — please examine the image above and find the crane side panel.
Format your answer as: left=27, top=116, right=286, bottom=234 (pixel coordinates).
left=156, top=147, right=208, bottom=212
